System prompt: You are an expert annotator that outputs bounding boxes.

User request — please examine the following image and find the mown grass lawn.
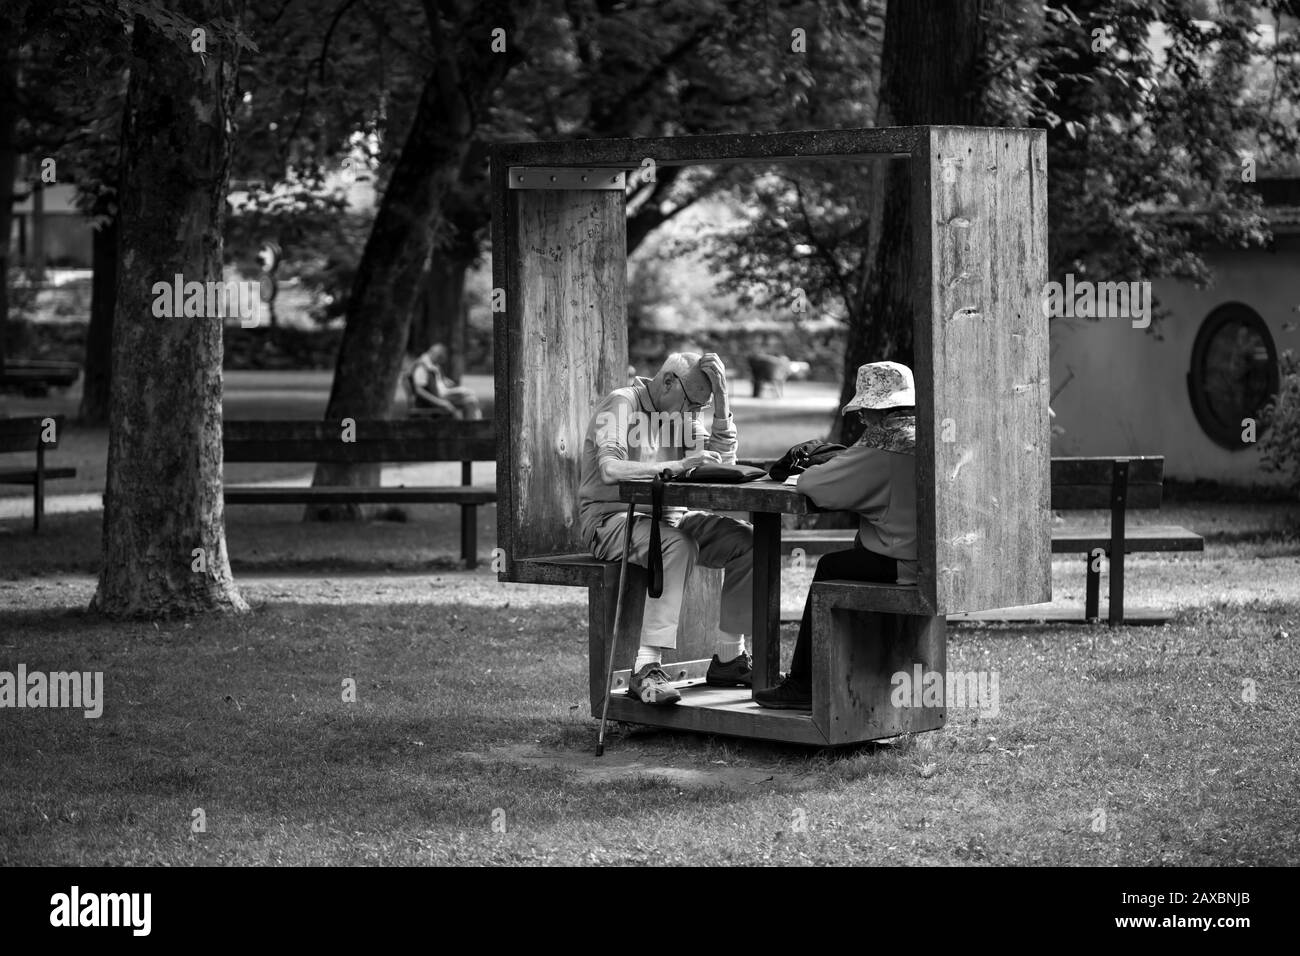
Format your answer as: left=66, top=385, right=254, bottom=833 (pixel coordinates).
left=2, top=510, right=1297, bottom=865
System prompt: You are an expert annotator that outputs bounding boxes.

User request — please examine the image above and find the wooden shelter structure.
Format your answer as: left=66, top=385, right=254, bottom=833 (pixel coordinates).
left=491, top=126, right=1050, bottom=745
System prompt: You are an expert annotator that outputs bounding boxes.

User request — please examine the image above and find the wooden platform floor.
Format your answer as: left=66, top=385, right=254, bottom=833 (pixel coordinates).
left=605, top=681, right=825, bottom=745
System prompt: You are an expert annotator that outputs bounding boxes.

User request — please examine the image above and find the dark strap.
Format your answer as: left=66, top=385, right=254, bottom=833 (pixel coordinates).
left=647, top=469, right=672, bottom=598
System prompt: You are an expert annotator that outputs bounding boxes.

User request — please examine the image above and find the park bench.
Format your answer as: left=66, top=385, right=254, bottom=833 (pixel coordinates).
left=0, top=415, right=76, bottom=533
left=766, top=455, right=1203, bottom=625
left=0, top=360, right=81, bottom=397
left=222, top=418, right=496, bottom=567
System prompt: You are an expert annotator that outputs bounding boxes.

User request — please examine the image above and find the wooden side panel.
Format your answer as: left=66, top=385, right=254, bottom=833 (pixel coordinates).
left=505, top=188, right=628, bottom=563
left=811, top=604, right=947, bottom=745
left=916, top=126, right=1050, bottom=614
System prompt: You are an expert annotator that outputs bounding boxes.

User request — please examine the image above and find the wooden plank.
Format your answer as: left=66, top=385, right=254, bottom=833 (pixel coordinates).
left=492, top=126, right=929, bottom=171
left=0, top=415, right=63, bottom=452
left=1051, top=456, right=1163, bottom=484
left=505, top=187, right=628, bottom=563
left=1050, top=526, right=1204, bottom=552
left=619, top=479, right=813, bottom=515
left=492, top=151, right=515, bottom=580
left=918, top=126, right=1051, bottom=614
left=223, top=485, right=497, bottom=504
left=513, top=555, right=607, bottom=588
left=0, top=467, right=76, bottom=483
left=223, top=419, right=494, bottom=462
left=811, top=601, right=947, bottom=745
left=812, top=580, right=935, bottom=616
left=947, top=605, right=1173, bottom=625
left=1052, top=484, right=1161, bottom=510
left=605, top=685, right=827, bottom=746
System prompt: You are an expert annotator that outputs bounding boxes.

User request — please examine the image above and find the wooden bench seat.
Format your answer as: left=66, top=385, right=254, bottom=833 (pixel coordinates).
left=223, top=418, right=496, bottom=567
left=1050, top=524, right=1203, bottom=553
left=0, top=415, right=76, bottom=533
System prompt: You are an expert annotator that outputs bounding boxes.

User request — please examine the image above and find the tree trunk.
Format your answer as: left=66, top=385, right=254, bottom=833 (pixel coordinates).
left=833, top=0, right=1002, bottom=447
left=92, top=4, right=247, bottom=617
left=0, top=34, right=19, bottom=375
left=308, top=1, right=513, bottom=519
left=79, top=214, right=116, bottom=425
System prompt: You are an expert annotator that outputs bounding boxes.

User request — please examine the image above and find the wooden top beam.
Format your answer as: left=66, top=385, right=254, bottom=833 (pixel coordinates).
left=491, top=126, right=1013, bottom=169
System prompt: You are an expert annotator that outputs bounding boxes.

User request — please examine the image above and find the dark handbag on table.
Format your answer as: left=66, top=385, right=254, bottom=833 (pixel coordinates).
left=769, top=439, right=847, bottom=481
left=675, top=463, right=768, bottom=483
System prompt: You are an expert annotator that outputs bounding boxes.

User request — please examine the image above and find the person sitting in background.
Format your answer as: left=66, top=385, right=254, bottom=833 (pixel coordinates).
left=755, top=360, right=919, bottom=710
left=407, top=344, right=481, bottom=419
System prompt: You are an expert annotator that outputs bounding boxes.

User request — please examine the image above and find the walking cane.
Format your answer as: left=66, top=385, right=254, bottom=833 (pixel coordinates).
left=596, top=501, right=638, bottom=757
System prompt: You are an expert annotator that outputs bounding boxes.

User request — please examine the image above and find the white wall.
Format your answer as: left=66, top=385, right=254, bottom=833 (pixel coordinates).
left=1050, top=235, right=1299, bottom=485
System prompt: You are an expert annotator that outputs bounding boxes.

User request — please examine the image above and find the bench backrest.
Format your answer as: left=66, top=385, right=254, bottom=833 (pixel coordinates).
left=1051, top=456, right=1164, bottom=511
left=222, top=419, right=495, bottom=463
left=0, top=415, right=64, bottom=454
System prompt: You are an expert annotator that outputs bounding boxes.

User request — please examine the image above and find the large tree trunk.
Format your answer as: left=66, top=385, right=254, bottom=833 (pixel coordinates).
left=79, top=214, right=116, bottom=425
left=833, top=0, right=1003, bottom=446
left=308, top=2, right=513, bottom=519
left=92, top=4, right=247, bottom=617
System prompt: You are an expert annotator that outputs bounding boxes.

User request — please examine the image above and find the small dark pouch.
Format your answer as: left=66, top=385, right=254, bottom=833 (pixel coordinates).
left=769, top=439, right=848, bottom=481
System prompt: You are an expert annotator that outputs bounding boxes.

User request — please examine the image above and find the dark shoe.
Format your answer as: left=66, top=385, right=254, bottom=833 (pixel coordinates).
left=754, top=675, right=812, bottom=710
left=706, top=651, right=753, bottom=687
left=627, top=663, right=682, bottom=705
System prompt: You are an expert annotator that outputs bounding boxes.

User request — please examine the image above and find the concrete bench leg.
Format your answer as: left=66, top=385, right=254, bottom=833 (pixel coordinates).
left=811, top=599, right=947, bottom=745
left=460, top=504, right=477, bottom=568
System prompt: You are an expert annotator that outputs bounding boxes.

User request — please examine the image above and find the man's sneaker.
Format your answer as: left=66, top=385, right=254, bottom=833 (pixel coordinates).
left=627, top=663, right=682, bottom=705
left=706, top=651, right=753, bottom=687
left=754, top=675, right=812, bottom=710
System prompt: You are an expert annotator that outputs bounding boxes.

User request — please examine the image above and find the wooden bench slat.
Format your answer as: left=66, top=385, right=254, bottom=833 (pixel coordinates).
left=224, top=485, right=497, bottom=504
left=511, top=553, right=614, bottom=588
left=1051, top=525, right=1204, bottom=553
left=1051, top=456, right=1165, bottom=484
left=0, top=467, right=77, bottom=483
left=0, top=415, right=65, bottom=451
left=811, top=580, right=935, bottom=616
left=223, top=418, right=495, bottom=462
left=1051, top=484, right=1162, bottom=510
left=224, top=440, right=495, bottom=462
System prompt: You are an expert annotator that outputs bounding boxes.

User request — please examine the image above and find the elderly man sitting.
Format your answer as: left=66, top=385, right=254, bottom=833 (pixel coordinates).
left=579, top=352, right=754, bottom=705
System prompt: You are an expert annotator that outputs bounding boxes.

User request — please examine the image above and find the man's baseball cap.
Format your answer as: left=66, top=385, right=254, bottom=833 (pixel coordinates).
left=842, top=361, right=916, bottom=415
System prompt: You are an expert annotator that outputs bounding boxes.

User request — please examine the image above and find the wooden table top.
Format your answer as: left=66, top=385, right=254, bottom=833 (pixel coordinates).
left=618, top=478, right=815, bottom=515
